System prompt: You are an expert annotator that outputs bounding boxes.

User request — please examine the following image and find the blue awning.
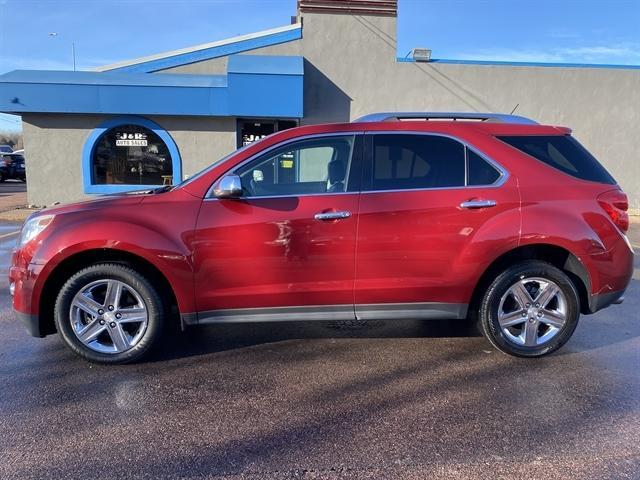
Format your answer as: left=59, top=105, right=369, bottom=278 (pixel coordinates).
left=0, top=55, right=303, bottom=118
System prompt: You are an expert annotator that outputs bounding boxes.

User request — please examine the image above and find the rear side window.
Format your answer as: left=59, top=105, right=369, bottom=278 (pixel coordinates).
left=370, top=134, right=465, bottom=190
left=497, top=135, right=616, bottom=185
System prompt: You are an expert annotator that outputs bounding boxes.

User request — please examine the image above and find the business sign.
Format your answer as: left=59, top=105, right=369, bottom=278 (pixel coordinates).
left=116, top=132, right=148, bottom=147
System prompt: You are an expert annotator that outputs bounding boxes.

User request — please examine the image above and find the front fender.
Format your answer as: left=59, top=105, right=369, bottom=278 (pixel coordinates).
left=24, top=192, right=200, bottom=316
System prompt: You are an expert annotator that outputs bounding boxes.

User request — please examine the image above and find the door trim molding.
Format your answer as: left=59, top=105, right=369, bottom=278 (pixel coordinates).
left=182, top=302, right=468, bottom=326
left=355, top=302, right=467, bottom=320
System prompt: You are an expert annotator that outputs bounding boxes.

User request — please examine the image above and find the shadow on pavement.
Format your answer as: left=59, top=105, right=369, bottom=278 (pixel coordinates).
left=150, top=317, right=482, bottom=363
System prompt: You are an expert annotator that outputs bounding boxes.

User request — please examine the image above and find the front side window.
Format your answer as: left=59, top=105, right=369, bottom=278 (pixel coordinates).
left=236, top=135, right=355, bottom=197
left=368, top=134, right=465, bottom=191
left=92, top=125, right=173, bottom=186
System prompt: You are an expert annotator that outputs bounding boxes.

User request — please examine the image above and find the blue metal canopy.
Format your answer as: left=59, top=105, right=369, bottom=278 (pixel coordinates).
left=0, top=55, right=303, bottom=118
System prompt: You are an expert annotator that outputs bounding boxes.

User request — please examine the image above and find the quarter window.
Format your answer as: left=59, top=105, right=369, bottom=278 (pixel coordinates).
left=92, top=125, right=173, bottom=186
left=237, top=135, right=355, bottom=197
left=467, top=149, right=501, bottom=185
left=369, top=134, right=465, bottom=190
left=497, top=135, right=615, bottom=185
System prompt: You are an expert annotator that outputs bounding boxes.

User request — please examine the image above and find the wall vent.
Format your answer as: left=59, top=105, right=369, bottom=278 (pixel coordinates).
left=411, top=48, right=432, bottom=62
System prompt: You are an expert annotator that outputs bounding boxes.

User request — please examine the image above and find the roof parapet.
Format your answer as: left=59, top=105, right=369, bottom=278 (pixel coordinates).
left=298, top=0, right=397, bottom=17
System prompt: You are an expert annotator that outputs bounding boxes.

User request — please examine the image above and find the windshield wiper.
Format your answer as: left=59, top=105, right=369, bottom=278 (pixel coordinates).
left=150, top=185, right=173, bottom=194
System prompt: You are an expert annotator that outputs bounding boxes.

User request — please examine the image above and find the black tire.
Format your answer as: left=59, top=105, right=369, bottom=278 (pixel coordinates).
left=54, top=263, right=165, bottom=364
left=477, top=260, right=580, bottom=357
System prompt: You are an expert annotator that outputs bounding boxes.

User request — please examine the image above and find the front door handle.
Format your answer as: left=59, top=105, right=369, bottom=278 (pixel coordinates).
left=460, top=199, right=497, bottom=209
left=314, top=210, right=352, bottom=221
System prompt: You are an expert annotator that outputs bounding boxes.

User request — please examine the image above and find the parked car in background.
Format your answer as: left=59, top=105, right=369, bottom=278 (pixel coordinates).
left=9, top=112, right=633, bottom=364
left=0, top=144, right=13, bottom=154
left=0, top=152, right=25, bottom=182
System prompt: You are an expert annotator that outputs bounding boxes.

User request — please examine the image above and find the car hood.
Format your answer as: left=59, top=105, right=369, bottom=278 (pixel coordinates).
left=35, top=192, right=147, bottom=217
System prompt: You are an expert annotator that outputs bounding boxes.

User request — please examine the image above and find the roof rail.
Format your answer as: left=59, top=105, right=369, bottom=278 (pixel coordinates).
left=353, top=112, right=538, bottom=125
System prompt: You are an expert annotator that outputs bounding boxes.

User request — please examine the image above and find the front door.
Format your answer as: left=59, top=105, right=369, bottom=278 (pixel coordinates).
left=354, top=132, right=520, bottom=320
left=193, top=134, right=363, bottom=322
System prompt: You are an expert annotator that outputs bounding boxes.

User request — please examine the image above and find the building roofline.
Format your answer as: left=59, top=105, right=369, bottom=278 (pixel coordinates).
left=0, top=55, right=304, bottom=118
left=95, top=23, right=302, bottom=73
left=397, top=57, right=640, bottom=70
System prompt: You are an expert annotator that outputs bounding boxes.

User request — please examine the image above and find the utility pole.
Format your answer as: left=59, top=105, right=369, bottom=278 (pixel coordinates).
left=49, top=33, right=76, bottom=71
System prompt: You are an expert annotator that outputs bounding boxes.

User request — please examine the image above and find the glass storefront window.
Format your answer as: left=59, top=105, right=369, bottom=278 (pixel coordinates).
left=92, top=125, right=173, bottom=185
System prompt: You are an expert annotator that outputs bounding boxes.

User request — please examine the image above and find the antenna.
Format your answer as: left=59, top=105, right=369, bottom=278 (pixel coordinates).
left=510, top=103, right=520, bottom=115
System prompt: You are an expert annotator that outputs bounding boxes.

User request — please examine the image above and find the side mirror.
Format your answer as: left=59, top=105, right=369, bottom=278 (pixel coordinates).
left=213, top=174, right=243, bottom=199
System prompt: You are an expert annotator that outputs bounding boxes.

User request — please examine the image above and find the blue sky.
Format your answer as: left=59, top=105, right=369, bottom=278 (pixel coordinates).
left=1, top=0, right=639, bottom=131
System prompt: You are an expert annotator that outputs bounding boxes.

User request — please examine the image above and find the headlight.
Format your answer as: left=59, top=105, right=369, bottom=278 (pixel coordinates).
left=19, top=214, right=54, bottom=247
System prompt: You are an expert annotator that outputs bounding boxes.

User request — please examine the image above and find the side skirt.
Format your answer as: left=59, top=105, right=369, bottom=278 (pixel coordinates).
left=181, top=302, right=468, bottom=326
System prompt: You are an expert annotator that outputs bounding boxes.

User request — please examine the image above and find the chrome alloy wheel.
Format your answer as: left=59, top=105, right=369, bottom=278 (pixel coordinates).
left=69, top=279, right=149, bottom=354
left=497, top=277, right=568, bottom=347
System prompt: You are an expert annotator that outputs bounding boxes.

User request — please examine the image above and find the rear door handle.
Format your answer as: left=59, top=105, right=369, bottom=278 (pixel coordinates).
left=314, top=210, right=352, bottom=221
left=460, top=199, right=497, bottom=209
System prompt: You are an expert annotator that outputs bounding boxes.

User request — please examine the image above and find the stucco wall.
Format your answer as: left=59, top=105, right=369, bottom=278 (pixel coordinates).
left=158, top=40, right=303, bottom=75
left=297, top=12, right=640, bottom=209
left=20, top=11, right=640, bottom=210
left=22, top=114, right=236, bottom=206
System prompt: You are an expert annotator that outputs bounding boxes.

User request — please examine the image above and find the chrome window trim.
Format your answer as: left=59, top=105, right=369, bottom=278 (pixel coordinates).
left=204, top=132, right=362, bottom=200
left=363, top=130, right=509, bottom=192
left=204, top=130, right=509, bottom=201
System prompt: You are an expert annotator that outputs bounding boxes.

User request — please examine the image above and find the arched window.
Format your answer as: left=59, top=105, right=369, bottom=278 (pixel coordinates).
left=83, top=116, right=182, bottom=194
left=93, top=124, right=172, bottom=186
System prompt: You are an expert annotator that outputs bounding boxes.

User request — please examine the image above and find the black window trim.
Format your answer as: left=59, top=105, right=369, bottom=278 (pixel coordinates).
left=361, top=131, right=508, bottom=194
left=205, top=132, right=365, bottom=200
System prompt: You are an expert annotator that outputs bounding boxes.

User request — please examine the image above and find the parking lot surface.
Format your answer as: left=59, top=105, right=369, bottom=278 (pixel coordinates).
left=0, top=180, right=27, bottom=213
left=0, top=223, right=638, bottom=479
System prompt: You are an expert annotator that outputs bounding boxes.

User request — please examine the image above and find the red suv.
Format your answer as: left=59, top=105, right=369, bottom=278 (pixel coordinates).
left=10, top=112, right=634, bottom=363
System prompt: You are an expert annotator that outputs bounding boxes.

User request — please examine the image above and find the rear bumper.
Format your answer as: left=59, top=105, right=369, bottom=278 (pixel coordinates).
left=583, top=228, right=634, bottom=314
left=14, top=309, right=45, bottom=338
left=588, top=289, right=626, bottom=314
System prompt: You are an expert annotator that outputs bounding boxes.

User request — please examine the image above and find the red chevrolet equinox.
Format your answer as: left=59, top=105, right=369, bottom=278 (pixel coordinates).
left=10, top=112, right=634, bottom=364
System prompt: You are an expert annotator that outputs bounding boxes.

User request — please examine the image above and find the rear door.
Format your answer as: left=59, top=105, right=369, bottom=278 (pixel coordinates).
left=193, top=134, right=364, bottom=322
left=354, top=132, right=520, bottom=320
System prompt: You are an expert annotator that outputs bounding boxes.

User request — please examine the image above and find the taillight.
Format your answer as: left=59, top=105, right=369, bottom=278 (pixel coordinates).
left=597, top=189, right=629, bottom=233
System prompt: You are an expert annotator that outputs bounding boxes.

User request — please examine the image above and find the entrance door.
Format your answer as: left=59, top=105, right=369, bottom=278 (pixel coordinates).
left=193, top=134, right=363, bottom=322
left=237, top=119, right=298, bottom=148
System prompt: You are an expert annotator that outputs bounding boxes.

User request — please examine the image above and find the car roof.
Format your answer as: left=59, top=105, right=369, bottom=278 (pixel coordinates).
left=276, top=121, right=571, bottom=140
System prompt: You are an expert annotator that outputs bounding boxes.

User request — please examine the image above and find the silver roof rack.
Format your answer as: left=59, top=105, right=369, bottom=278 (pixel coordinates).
left=353, top=112, right=538, bottom=125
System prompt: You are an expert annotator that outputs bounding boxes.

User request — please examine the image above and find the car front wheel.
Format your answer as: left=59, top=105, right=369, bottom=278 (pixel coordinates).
left=54, top=263, right=165, bottom=364
left=478, top=260, right=580, bottom=357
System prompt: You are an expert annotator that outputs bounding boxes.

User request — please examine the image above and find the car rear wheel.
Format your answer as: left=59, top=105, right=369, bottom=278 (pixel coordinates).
left=54, top=263, right=165, bottom=364
left=478, top=260, right=580, bottom=357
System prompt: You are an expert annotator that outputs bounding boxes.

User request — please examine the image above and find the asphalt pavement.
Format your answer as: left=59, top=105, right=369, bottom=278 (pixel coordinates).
left=0, top=223, right=638, bottom=479
left=0, top=180, right=26, bottom=196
